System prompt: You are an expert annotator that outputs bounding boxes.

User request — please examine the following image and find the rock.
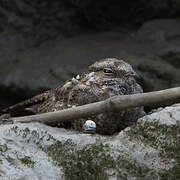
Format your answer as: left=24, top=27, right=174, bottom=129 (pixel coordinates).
left=131, top=19, right=180, bottom=92
left=1, top=0, right=180, bottom=34
left=1, top=19, right=180, bottom=110
left=133, top=19, right=180, bottom=44
left=161, top=51, right=180, bottom=68
left=0, top=103, right=179, bottom=179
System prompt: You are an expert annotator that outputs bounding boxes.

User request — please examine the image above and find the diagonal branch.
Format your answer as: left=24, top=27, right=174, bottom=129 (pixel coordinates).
left=1, top=87, right=180, bottom=125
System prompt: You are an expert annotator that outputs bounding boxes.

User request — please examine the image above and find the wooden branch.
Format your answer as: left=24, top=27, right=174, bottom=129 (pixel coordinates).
left=1, top=87, right=180, bottom=125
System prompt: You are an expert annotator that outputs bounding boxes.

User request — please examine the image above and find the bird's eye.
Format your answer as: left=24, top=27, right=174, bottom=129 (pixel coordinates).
left=103, top=68, right=114, bottom=74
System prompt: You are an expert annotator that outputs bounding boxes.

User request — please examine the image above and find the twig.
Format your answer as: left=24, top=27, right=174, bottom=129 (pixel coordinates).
left=2, top=87, right=180, bottom=125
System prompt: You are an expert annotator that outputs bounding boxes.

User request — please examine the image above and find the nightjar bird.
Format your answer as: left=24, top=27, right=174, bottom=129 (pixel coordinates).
left=1, top=58, right=145, bottom=135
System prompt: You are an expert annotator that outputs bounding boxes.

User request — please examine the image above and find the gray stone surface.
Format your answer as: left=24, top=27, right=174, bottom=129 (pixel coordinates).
left=0, top=103, right=179, bottom=179
left=1, top=0, right=180, bottom=34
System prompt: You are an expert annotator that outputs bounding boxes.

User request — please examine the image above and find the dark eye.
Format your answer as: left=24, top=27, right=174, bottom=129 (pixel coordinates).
left=103, top=68, right=114, bottom=74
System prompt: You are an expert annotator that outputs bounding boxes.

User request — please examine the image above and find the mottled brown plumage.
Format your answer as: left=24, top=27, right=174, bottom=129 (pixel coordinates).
left=1, top=58, right=145, bottom=134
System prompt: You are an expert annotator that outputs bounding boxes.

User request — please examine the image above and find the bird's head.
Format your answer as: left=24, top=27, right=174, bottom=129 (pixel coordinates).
left=88, top=58, right=140, bottom=82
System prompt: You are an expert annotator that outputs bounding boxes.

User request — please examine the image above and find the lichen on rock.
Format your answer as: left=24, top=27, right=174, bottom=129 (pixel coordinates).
left=0, top=103, right=179, bottom=179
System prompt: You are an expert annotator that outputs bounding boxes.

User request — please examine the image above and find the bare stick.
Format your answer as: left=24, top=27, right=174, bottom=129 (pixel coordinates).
left=2, top=87, right=180, bottom=125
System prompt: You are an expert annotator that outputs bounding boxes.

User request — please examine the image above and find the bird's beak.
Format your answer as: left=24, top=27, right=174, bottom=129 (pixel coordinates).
left=134, top=73, right=142, bottom=81
left=125, top=72, right=142, bottom=83
left=125, top=71, right=136, bottom=77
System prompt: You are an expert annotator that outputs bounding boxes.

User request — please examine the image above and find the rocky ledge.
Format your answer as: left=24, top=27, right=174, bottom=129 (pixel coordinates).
left=0, top=103, right=179, bottom=179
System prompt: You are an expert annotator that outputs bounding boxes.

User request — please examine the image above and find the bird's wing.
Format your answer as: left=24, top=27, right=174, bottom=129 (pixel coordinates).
left=1, top=90, right=52, bottom=116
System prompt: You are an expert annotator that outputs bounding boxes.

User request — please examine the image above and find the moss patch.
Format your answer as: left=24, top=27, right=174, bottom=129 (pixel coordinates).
left=45, top=140, right=158, bottom=180
left=9, top=125, right=179, bottom=179
left=126, top=120, right=180, bottom=178
left=45, top=141, right=115, bottom=180
left=19, top=156, right=35, bottom=168
left=0, top=144, right=8, bottom=153
left=115, top=156, right=159, bottom=179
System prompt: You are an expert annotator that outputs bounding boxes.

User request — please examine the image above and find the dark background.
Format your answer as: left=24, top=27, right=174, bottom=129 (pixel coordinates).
left=0, top=0, right=180, bottom=110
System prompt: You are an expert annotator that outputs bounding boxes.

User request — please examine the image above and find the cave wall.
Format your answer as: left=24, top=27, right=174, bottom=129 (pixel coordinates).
left=0, top=0, right=180, bottom=37
left=0, top=0, right=180, bottom=109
